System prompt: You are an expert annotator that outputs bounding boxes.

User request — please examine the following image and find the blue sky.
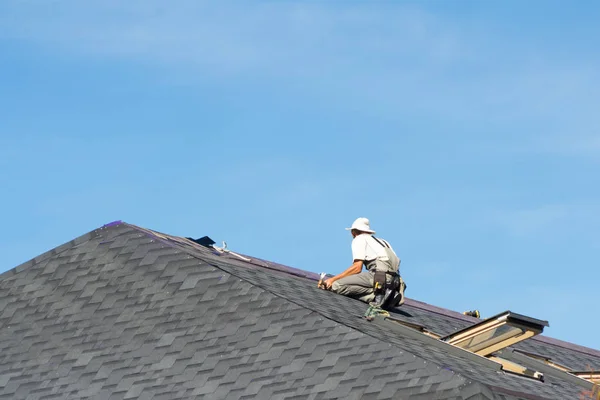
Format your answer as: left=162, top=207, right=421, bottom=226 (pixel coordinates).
left=1, top=1, right=599, bottom=349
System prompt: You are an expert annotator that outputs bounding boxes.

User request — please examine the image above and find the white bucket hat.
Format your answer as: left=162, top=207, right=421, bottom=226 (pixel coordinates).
left=345, top=217, right=376, bottom=234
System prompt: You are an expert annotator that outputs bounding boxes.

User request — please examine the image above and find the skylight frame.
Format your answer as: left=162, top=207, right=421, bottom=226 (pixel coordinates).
left=488, top=356, right=544, bottom=380
left=572, top=371, right=600, bottom=384
left=502, top=348, right=596, bottom=390
left=381, top=311, right=597, bottom=388
left=441, top=311, right=549, bottom=357
left=378, top=315, right=545, bottom=382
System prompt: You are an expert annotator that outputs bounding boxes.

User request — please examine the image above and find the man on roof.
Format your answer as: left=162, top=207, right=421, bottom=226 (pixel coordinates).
left=320, top=217, right=406, bottom=309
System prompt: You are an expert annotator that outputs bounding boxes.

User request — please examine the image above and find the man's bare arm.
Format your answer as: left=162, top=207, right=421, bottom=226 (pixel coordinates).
left=323, top=260, right=363, bottom=289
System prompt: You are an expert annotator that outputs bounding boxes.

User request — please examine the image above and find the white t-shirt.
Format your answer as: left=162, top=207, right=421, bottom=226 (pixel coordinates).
left=351, top=234, right=395, bottom=262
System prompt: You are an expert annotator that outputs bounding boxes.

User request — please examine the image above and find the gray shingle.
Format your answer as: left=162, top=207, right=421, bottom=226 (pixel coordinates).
left=1, top=222, right=597, bottom=400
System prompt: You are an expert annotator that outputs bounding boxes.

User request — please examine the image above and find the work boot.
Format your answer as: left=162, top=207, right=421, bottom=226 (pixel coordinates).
left=379, top=276, right=399, bottom=310
left=380, top=288, right=396, bottom=310
left=387, top=278, right=406, bottom=308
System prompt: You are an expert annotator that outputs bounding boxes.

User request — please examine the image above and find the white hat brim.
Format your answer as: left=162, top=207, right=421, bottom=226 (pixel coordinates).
left=345, top=227, right=375, bottom=234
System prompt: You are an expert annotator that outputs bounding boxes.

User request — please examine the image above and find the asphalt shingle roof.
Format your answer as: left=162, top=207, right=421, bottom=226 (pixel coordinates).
left=1, top=222, right=598, bottom=399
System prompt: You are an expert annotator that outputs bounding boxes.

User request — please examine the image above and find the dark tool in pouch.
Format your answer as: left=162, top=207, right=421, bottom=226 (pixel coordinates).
left=372, top=271, right=387, bottom=306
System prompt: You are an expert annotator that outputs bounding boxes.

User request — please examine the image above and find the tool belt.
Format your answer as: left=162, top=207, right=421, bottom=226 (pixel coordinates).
left=372, top=271, right=399, bottom=290
left=371, top=270, right=403, bottom=309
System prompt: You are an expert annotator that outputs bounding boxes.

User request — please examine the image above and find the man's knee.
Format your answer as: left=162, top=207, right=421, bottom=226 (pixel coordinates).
left=331, top=280, right=343, bottom=293
left=331, top=279, right=356, bottom=295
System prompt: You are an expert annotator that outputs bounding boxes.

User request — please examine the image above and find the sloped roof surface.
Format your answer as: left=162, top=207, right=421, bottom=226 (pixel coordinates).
left=0, top=222, right=598, bottom=400
left=384, top=301, right=600, bottom=372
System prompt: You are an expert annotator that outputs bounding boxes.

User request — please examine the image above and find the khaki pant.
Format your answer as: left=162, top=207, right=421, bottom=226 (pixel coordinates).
left=331, top=272, right=391, bottom=303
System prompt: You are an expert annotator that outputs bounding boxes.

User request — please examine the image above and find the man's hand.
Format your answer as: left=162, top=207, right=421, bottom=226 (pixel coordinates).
left=323, top=278, right=335, bottom=290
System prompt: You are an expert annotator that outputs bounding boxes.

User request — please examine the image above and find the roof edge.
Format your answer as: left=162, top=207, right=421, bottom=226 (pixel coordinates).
left=0, top=227, right=99, bottom=281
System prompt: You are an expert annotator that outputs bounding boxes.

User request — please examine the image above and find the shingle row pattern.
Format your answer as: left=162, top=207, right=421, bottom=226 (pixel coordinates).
left=0, top=225, right=596, bottom=399
left=176, top=225, right=600, bottom=371
left=1, top=224, right=493, bottom=400
left=203, top=256, right=585, bottom=400
left=134, top=225, right=595, bottom=400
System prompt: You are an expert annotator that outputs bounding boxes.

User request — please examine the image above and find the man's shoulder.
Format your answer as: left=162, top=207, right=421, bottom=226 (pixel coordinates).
left=352, top=234, right=370, bottom=243
left=351, top=235, right=369, bottom=250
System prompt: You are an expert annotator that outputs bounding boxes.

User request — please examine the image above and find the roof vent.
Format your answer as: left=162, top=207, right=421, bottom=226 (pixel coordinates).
left=186, top=236, right=216, bottom=247
left=186, top=236, right=251, bottom=261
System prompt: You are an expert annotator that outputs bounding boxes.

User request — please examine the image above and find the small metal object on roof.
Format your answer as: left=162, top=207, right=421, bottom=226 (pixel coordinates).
left=212, top=241, right=252, bottom=262
left=463, top=309, right=481, bottom=318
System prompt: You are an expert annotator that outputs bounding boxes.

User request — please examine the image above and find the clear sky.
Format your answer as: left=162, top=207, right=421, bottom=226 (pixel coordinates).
left=1, top=1, right=598, bottom=349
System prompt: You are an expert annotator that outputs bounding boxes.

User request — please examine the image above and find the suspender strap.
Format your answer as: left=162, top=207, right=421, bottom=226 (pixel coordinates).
left=366, top=236, right=399, bottom=274
left=372, top=236, right=389, bottom=248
